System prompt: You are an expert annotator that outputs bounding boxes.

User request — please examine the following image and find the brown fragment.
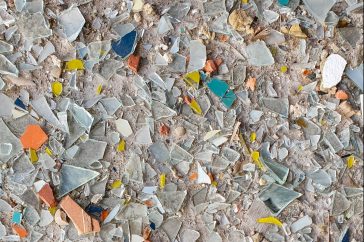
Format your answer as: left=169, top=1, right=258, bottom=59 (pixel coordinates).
left=38, top=183, right=57, bottom=207
left=128, top=54, right=141, bottom=73
left=204, top=60, right=217, bottom=74
left=59, top=195, right=100, bottom=235
left=336, top=101, right=356, bottom=118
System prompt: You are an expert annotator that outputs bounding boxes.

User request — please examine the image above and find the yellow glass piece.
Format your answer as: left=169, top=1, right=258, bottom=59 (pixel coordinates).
left=160, top=173, right=166, bottom=189
left=297, top=85, right=303, bottom=92
left=45, top=147, right=53, bottom=156
left=184, top=71, right=200, bottom=87
left=347, top=155, right=356, bottom=169
left=96, top=84, right=103, bottom=95
left=242, top=0, right=249, bottom=3
left=52, top=81, right=63, bottom=96
left=189, top=99, right=202, bottom=115
left=280, top=66, right=288, bottom=73
left=289, top=24, right=307, bottom=38
left=251, top=151, right=264, bottom=170
left=250, top=132, right=256, bottom=143
left=117, top=140, right=126, bottom=152
left=65, top=59, right=85, bottom=71
left=257, top=216, right=283, bottom=227
left=29, top=149, right=38, bottom=164
left=111, top=180, right=122, bottom=189
left=212, top=181, right=218, bottom=187
left=48, top=206, right=57, bottom=216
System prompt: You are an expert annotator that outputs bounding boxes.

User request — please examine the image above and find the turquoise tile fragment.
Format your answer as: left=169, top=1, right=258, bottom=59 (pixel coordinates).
left=12, top=211, right=22, bottom=224
left=111, top=30, right=137, bottom=59
left=278, top=0, right=289, bottom=5
left=206, top=78, right=236, bottom=108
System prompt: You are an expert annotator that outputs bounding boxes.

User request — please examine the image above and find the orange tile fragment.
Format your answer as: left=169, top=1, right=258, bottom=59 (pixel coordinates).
left=38, top=183, right=57, bottom=207
left=59, top=195, right=100, bottom=235
left=144, top=200, right=154, bottom=207
left=204, top=60, right=217, bottom=73
left=128, top=54, right=141, bottom=73
left=12, top=224, right=28, bottom=238
left=245, top=77, right=257, bottom=91
left=100, top=210, right=109, bottom=222
left=335, top=90, right=349, bottom=100
left=20, top=125, right=48, bottom=150
left=189, top=172, right=198, bottom=181
left=159, top=123, right=170, bottom=136
left=143, top=227, right=152, bottom=240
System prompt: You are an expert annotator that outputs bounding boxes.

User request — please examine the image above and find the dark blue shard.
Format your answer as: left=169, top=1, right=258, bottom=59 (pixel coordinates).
left=111, top=30, right=138, bottom=59
left=342, top=229, right=350, bottom=242
left=15, top=98, right=26, bottom=110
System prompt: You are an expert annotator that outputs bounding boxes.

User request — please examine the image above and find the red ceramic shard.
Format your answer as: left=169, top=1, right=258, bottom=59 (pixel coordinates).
left=38, top=183, right=57, bottom=207
left=20, top=125, right=48, bottom=150
left=59, top=195, right=100, bottom=235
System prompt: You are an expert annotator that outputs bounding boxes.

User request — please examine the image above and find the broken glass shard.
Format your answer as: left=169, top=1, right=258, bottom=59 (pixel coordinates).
left=31, top=96, right=64, bottom=131
left=38, top=41, right=55, bottom=63
left=262, top=97, right=289, bottom=117
left=0, top=40, right=13, bottom=53
left=302, top=0, right=336, bottom=23
left=88, top=40, right=111, bottom=62
left=321, top=54, right=347, bottom=89
left=246, top=41, right=274, bottom=66
left=0, top=54, right=19, bottom=76
left=115, top=118, right=133, bottom=137
left=58, top=6, right=85, bottom=42
left=0, top=120, right=22, bottom=163
left=307, top=169, right=332, bottom=191
left=346, top=63, right=363, bottom=91
left=149, top=141, right=170, bottom=163
left=203, top=0, right=226, bottom=16
left=324, top=131, right=344, bottom=153
left=17, top=13, right=52, bottom=41
left=263, top=10, right=279, bottom=24
left=100, top=59, right=122, bottom=81
left=111, top=30, right=137, bottom=59
left=197, top=162, right=211, bottom=184
left=260, top=142, right=289, bottom=185
left=12, top=154, right=34, bottom=174
left=158, top=15, right=173, bottom=35
left=149, top=72, right=167, bottom=90
left=187, top=40, right=206, bottom=72
left=100, top=97, right=121, bottom=116
left=0, top=93, right=14, bottom=117
left=57, top=164, right=99, bottom=198
left=291, top=215, right=313, bottom=233
left=155, top=52, right=168, bottom=66
left=162, top=217, right=182, bottom=242
left=259, top=183, right=302, bottom=215
left=170, top=37, right=180, bottom=53
left=71, top=139, right=107, bottom=168
left=125, top=154, right=143, bottom=182
left=157, top=191, right=187, bottom=214
left=134, top=125, right=152, bottom=145
left=332, top=191, right=351, bottom=216
left=181, top=229, right=200, bottom=242
left=151, top=101, right=177, bottom=120
left=344, top=187, right=363, bottom=198
left=170, top=143, right=193, bottom=165
left=39, top=210, right=53, bottom=227
left=168, top=53, right=187, bottom=73
left=69, top=103, right=94, bottom=132
left=167, top=2, right=191, bottom=23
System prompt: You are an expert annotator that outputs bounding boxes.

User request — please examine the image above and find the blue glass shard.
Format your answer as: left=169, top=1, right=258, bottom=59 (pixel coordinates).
left=342, top=229, right=350, bottom=242
left=12, top=211, right=22, bottom=224
left=150, top=222, right=156, bottom=230
left=207, top=78, right=229, bottom=98
left=111, top=30, right=137, bottom=59
left=221, top=90, right=236, bottom=108
left=199, top=71, right=208, bottom=82
left=15, top=98, right=26, bottom=110
left=85, top=204, right=103, bottom=218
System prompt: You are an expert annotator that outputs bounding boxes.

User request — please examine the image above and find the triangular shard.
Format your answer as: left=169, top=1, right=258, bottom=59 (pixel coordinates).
left=260, top=143, right=289, bottom=185
left=69, top=103, right=94, bottom=132
left=197, top=162, right=211, bottom=184
left=31, top=96, right=64, bottom=131
left=246, top=41, right=275, bottom=66
left=262, top=97, right=289, bottom=118
left=0, top=54, right=19, bottom=76
left=151, top=101, right=177, bottom=120
left=157, top=191, right=187, bottom=214
left=57, top=164, right=99, bottom=198
left=187, top=40, right=206, bottom=72
left=111, top=30, right=137, bottom=59
left=259, top=183, right=302, bottom=215
left=302, top=0, right=336, bottom=23
left=134, top=125, right=152, bottom=145
left=100, top=97, right=122, bottom=116
left=58, top=6, right=85, bottom=42
left=162, top=216, right=182, bottom=242
left=0, top=119, right=22, bottom=163
left=331, top=191, right=351, bottom=216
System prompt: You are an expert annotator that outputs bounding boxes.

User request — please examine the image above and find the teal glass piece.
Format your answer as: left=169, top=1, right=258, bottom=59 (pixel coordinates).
left=12, top=211, right=22, bottom=224
left=221, top=90, right=237, bottom=108
left=278, top=0, right=289, bottom=6
left=207, top=78, right=229, bottom=98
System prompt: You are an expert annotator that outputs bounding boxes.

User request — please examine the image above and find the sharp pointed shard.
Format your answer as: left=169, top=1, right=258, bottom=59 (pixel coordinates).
left=57, top=165, right=99, bottom=198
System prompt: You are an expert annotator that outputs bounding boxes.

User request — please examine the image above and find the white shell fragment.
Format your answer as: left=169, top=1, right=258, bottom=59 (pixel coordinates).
left=321, top=54, right=347, bottom=89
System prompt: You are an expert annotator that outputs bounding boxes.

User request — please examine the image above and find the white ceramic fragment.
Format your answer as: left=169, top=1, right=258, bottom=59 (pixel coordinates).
left=197, top=162, right=211, bottom=184
left=322, top=54, right=347, bottom=89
